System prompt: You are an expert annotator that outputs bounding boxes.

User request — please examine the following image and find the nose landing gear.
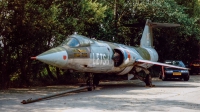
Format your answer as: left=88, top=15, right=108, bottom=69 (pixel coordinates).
left=86, top=73, right=100, bottom=91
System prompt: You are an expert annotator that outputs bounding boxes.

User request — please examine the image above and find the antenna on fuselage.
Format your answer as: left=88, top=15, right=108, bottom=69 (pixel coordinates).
left=113, top=37, right=115, bottom=41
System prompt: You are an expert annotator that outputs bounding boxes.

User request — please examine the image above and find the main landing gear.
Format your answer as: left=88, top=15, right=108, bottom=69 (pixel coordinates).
left=86, top=73, right=100, bottom=91
left=133, top=68, right=155, bottom=87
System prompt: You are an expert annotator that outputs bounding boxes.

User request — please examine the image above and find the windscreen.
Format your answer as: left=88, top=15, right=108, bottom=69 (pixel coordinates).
left=165, top=61, right=185, bottom=68
left=61, top=37, right=80, bottom=47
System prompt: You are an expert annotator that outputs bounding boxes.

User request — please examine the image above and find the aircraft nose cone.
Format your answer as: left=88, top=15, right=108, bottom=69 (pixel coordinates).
left=34, top=47, right=68, bottom=68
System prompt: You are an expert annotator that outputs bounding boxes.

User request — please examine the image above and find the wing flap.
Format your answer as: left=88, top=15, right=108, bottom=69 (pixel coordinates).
left=136, top=59, right=188, bottom=70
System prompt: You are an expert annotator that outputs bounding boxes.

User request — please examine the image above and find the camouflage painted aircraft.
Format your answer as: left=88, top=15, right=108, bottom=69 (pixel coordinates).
left=31, top=19, right=188, bottom=91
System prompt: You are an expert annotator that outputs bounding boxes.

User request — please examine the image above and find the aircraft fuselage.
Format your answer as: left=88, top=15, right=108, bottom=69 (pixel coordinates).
left=33, top=19, right=184, bottom=77
left=35, top=34, right=158, bottom=75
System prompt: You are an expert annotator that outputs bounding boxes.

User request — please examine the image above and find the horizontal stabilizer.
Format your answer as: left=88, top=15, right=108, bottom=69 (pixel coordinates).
left=123, top=20, right=180, bottom=28
left=149, top=22, right=180, bottom=28
left=136, top=59, right=188, bottom=70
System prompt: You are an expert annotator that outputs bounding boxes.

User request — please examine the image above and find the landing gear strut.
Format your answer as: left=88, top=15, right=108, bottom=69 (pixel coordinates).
left=86, top=73, right=100, bottom=91
left=144, top=74, right=154, bottom=87
left=133, top=68, right=155, bottom=87
left=86, top=73, right=94, bottom=91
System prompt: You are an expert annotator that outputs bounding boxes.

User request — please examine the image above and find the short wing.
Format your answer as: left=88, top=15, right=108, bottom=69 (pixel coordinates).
left=136, top=59, right=188, bottom=70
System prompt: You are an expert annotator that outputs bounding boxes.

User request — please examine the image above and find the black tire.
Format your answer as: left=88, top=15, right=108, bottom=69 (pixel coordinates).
left=184, top=75, right=190, bottom=81
left=87, top=87, right=93, bottom=91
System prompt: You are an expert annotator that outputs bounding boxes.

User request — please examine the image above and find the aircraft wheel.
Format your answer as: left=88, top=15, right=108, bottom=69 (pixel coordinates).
left=87, top=87, right=93, bottom=91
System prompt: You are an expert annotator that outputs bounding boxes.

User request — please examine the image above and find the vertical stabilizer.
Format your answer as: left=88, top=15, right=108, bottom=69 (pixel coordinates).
left=140, top=19, right=180, bottom=48
left=140, top=19, right=153, bottom=47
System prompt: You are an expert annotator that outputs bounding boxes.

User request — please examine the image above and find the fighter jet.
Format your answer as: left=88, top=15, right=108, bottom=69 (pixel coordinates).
left=31, top=19, right=188, bottom=91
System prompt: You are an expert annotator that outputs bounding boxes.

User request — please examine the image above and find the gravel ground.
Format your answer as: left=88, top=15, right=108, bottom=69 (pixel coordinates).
left=0, top=75, right=200, bottom=112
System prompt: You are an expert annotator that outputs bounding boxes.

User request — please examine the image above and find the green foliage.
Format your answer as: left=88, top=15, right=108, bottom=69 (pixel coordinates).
left=0, top=0, right=199, bottom=88
left=0, top=0, right=61, bottom=88
left=175, top=0, right=200, bottom=18
left=54, top=0, right=108, bottom=38
left=112, top=0, right=200, bottom=62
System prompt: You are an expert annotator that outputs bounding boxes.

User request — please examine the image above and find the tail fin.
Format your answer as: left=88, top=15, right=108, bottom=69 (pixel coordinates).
left=140, top=19, right=180, bottom=48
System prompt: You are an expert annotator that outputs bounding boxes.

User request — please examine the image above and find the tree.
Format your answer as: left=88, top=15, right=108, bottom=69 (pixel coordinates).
left=108, top=0, right=200, bottom=62
left=0, top=0, right=60, bottom=88
left=0, top=0, right=199, bottom=89
left=0, top=0, right=110, bottom=88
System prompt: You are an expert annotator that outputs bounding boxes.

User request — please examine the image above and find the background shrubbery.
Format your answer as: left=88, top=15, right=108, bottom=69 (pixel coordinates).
left=0, top=0, right=199, bottom=89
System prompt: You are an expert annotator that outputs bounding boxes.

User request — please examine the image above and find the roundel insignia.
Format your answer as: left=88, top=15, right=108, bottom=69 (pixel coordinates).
left=125, top=50, right=131, bottom=60
left=63, top=55, right=67, bottom=60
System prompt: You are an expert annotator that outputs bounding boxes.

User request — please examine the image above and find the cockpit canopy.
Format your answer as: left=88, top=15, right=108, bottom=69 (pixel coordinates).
left=61, top=34, right=94, bottom=47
